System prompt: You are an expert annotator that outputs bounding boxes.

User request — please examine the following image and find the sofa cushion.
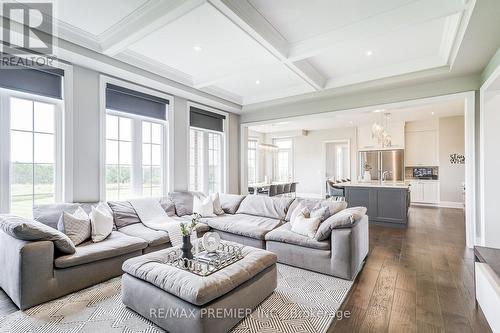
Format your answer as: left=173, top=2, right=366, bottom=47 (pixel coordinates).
left=107, top=201, right=141, bottom=228
left=218, top=194, right=246, bottom=214
left=236, top=196, right=293, bottom=220
left=159, top=197, right=176, bottom=216
left=0, top=214, right=76, bottom=254
left=118, top=223, right=170, bottom=247
left=169, top=191, right=204, bottom=216
left=315, top=207, right=367, bottom=241
left=33, top=203, right=98, bottom=229
left=205, top=214, right=281, bottom=240
left=57, top=207, right=91, bottom=246
left=265, top=223, right=330, bottom=250
left=285, top=198, right=346, bottom=221
left=54, top=231, right=148, bottom=268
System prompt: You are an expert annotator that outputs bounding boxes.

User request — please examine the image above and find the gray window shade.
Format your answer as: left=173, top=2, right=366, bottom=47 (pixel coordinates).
left=106, top=84, right=169, bottom=120
left=0, top=63, right=63, bottom=99
left=190, top=107, right=226, bottom=132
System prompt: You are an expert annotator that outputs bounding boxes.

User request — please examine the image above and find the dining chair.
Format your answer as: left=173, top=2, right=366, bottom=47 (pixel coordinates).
left=276, top=184, right=284, bottom=196
left=268, top=184, right=278, bottom=197
left=290, top=182, right=297, bottom=197
left=283, top=183, right=291, bottom=195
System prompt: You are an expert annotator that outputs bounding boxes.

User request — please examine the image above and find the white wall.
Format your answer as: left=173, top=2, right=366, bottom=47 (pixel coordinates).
left=69, top=65, right=240, bottom=200
left=439, top=116, right=465, bottom=203
left=287, top=127, right=357, bottom=197
left=72, top=65, right=101, bottom=202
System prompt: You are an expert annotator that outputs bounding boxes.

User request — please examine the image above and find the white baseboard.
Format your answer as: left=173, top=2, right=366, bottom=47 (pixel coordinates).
left=439, top=201, right=464, bottom=209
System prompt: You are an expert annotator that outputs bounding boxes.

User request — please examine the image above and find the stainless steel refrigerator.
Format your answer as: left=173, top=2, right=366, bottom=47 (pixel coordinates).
left=358, top=149, right=404, bottom=181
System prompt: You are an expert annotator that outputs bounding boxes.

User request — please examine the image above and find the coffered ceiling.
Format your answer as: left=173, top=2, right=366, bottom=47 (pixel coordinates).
left=7, top=0, right=477, bottom=108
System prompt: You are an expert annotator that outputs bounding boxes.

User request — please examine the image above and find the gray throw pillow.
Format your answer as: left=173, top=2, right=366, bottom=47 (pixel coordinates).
left=314, top=207, right=367, bottom=241
left=57, top=207, right=91, bottom=246
left=218, top=194, right=246, bottom=214
left=169, top=191, right=205, bottom=216
left=313, top=200, right=348, bottom=221
left=159, top=197, right=176, bottom=216
left=107, top=201, right=141, bottom=228
left=0, top=214, right=76, bottom=254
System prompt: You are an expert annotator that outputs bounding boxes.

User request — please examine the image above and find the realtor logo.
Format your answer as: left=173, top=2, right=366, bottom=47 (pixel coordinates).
left=2, top=2, right=54, bottom=55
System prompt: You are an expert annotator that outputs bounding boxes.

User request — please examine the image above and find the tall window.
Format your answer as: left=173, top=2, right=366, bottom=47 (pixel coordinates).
left=105, top=115, right=132, bottom=200
left=105, top=113, right=165, bottom=200
left=248, top=139, right=258, bottom=184
left=104, top=83, right=169, bottom=200
left=189, top=128, right=223, bottom=193
left=4, top=95, right=61, bottom=217
left=273, top=138, right=293, bottom=182
left=142, top=121, right=162, bottom=197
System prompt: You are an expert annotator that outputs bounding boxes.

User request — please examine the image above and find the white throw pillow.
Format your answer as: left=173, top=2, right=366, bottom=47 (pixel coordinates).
left=193, top=195, right=216, bottom=217
left=90, top=203, right=114, bottom=242
left=211, top=193, right=224, bottom=215
left=57, top=206, right=91, bottom=246
left=289, top=202, right=307, bottom=226
left=291, top=213, right=322, bottom=238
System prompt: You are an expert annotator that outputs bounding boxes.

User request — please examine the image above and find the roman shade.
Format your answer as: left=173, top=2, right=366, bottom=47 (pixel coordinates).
left=0, top=61, right=64, bottom=99
left=106, top=84, right=169, bottom=121
left=190, top=106, right=226, bottom=132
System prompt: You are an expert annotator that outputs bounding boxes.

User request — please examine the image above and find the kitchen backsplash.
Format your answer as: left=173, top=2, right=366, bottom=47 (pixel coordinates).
left=405, top=166, right=439, bottom=179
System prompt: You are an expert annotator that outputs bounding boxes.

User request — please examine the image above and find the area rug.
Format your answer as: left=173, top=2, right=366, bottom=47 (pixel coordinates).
left=0, top=264, right=353, bottom=333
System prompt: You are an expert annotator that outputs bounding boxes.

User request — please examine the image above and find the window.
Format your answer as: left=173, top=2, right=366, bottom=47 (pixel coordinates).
left=273, top=138, right=293, bottom=182
left=189, top=128, right=224, bottom=193
left=103, top=82, right=169, bottom=200
left=248, top=139, right=258, bottom=184
left=2, top=94, right=62, bottom=217
left=105, top=113, right=166, bottom=200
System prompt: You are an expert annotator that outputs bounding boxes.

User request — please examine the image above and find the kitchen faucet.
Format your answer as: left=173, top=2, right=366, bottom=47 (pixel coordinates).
left=381, top=170, right=393, bottom=182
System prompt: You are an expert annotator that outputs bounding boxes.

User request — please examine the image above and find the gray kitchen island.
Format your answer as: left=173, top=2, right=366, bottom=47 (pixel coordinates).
left=343, top=182, right=410, bottom=226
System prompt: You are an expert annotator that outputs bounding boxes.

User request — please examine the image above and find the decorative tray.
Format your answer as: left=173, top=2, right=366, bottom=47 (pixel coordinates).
left=161, top=241, right=244, bottom=276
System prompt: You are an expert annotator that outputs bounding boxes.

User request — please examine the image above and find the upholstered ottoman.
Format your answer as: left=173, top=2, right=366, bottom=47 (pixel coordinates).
left=121, top=242, right=277, bottom=333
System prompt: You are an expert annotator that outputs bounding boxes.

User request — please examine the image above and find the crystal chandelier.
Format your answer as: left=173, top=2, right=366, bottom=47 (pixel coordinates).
left=371, top=113, right=392, bottom=147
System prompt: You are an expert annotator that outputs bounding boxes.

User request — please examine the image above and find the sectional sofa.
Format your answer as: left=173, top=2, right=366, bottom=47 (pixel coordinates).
left=0, top=192, right=369, bottom=310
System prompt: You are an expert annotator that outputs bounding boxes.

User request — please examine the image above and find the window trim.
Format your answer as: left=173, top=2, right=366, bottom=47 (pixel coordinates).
left=272, top=137, right=294, bottom=182
left=247, top=138, right=259, bottom=184
left=0, top=88, right=64, bottom=214
left=187, top=101, right=229, bottom=193
left=99, top=76, right=173, bottom=201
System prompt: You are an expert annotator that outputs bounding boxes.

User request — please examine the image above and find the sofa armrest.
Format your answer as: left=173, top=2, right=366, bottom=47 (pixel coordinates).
left=329, top=215, right=369, bottom=280
left=0, top=230, right=54, bottom=309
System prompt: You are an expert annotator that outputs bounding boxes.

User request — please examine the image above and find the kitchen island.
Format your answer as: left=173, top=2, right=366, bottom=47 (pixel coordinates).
left=343, top=181, right=410, bottom=226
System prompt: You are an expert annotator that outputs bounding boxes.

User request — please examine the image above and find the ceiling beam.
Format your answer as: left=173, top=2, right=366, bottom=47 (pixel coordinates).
left=208, top=0, right=325, bottom=91
left=100, top=0, right=205, bottom=56
left=288, top=0, right=467, bottom=61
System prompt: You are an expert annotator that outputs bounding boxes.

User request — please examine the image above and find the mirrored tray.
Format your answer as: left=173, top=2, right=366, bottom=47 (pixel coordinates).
left=161, top=241, right=244, bottom=276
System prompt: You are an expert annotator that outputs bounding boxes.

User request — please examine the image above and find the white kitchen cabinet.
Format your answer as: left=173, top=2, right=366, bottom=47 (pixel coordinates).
left=405, top=130, right=439, bottom=166
left=409, top=181, right=439, bottom=204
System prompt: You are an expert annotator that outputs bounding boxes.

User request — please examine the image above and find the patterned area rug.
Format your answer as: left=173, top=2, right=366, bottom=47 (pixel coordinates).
left=0, top=264, right=353, bottom=333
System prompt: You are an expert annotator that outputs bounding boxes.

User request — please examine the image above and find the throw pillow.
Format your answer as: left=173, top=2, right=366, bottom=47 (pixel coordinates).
left=291, top=213, right=322, bottom=238
left=0, top=214, right=76, bottom=254
left=57, top=206, right=91, bottom=246
left=312, top=200, right=348, bottom=221
left=90, top=203, right=114, bottom=242
left=212, top=193, right=224, bottom=215
left=107, top=201, right=140, bottom=228
left=315, top=206, right=367, bottom=241
left=193, top=195, right=216, bottom=217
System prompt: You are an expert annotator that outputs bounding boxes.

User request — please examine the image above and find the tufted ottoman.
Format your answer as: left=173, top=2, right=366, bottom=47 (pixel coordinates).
left=121, top=242, right=277, bottom=333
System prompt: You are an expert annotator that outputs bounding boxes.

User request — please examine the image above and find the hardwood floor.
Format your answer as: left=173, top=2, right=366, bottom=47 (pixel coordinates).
left=330, top=206, right=492, bottom=333
left=0, top=206, right=492, bottom=332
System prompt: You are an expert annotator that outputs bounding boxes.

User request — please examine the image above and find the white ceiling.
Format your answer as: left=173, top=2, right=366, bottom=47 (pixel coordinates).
left=249, top=98, right=465, bottom=133
left=9, top=0, right=478, bottom=108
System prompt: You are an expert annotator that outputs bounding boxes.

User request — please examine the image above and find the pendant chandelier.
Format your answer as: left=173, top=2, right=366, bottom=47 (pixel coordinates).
left=371, top=113, right=392, bottom=148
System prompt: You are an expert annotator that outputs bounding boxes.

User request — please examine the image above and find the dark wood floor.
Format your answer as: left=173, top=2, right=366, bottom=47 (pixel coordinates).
left=0, top=206, right=492, bottom=332
left=330, top=206, right=491, bottom=333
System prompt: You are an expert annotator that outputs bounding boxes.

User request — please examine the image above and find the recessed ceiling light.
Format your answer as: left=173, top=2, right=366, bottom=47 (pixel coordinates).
left=431, top=111, right=435, bottom=115
left=373, top=109, right=385, bottom=113
left=366, top=50, right=373, bottom=56
left=349, top=121, right=353, bottom=124
left=193, top=46, right=202, bottom=52
left=255, top=80, right=260, bottom=85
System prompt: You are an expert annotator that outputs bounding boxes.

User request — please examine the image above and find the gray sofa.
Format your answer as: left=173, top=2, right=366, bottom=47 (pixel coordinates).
left=0, top=192, right=369, bottom=310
